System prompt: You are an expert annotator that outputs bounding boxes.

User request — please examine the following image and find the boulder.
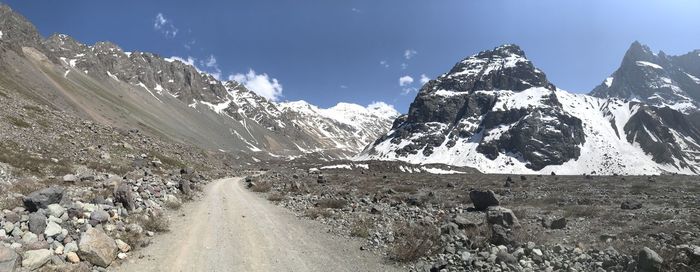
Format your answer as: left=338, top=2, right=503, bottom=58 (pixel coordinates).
left=23, top=187, right=64, bottom=212
left=62, top=174, right=77, bottom=183
left=78, top=227, right=117, bottom=267
left=550, top=217, right=567, bottom=229
left=66, top=252, right=80, bottom=263
left=637, top=247, right=663, bottom=272
left=46, top=204, right=65, bottom=218
left=28, top=212, right=47, bottom=235
left=0, top=245, right=19, bottom=272
left=469, top=190, right=499, bottom=211
left=178, top=178, right=192, bottom=196
left=89, top=210, right=110, bottom=225
left=21, top=249, right=52, bottom=271
left=44, top=221, right=62, bottom=237
left=486, top=206, right=519, bottom=227
left=113, top=182, right=135, bottom=211
left=621, top=200, right=642, bottom=210
left=490, top=224, right=514, bottom=246
left=542, top=217, right=567, bottom=229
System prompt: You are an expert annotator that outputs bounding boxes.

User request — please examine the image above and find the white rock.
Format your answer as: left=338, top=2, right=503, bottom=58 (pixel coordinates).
left=47, top=204, right=66, bottom=218
left=44, top=221, right=62, bottom=237
left=22, top=249, right=52, bottom=270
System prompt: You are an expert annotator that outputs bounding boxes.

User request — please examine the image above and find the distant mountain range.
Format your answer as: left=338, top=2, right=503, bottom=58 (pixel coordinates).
left=0, top=4, right=398, bottom=163
left=359, top=43, right=700, bottom=175
left=2, top=3, right=699, bottom=174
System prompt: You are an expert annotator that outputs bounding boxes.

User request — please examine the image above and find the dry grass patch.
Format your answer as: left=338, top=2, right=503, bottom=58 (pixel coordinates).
left=390, top=223, right=442, bottom=262
left=305, top=207, right=333, bottom=219
left=350, top=218, right=373, bottom=238
left=250, top=182, right=272, bottom=193
left=267, top=192, right=285, bottom=202
left=316, top=198, right=347, bottom=209
left=142, top=212, right=170, bottom=233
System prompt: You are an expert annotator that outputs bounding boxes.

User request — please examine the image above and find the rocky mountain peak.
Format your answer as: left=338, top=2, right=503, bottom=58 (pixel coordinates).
left=437, top=44, right=554, bottom=95
left=591, top=41, right=700, bottom=113
left=0, top=4, right=45, bottom=52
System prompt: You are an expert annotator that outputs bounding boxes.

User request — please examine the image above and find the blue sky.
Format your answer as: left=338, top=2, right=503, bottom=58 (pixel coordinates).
left=4, top=0, right=700, bottom=112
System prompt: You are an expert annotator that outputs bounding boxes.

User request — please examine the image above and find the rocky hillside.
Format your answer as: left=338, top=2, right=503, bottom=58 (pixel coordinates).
left=591, top=41, right=700, bottom=113
left=0, top=4, right=394, bottom=161
left=358, top=44, right=700, bottom=175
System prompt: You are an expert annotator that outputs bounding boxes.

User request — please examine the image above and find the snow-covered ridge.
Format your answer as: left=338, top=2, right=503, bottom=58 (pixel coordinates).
left=358, top=86, right=699, bottom=175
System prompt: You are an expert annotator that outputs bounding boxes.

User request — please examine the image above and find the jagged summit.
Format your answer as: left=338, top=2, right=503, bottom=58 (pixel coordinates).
left=591, top=41, right=700, bottom=113
left=359, top=43, right=700, bottom=174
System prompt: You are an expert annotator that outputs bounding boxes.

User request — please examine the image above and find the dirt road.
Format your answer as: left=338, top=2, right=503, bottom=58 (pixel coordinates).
left=115, top=177, right=401, bottom=272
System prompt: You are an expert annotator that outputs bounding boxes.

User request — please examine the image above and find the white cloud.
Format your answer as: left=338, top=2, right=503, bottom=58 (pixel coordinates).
left=164, top=55, right=221, bottom=80
left=164, top=56, right=196, bottom=67
left=404, top=49, right=417, bottom=60
left=420, top=74, right=430, bottom=84
left=340, top=85, right=348, bottom=89
left=379, top=60, right=389, bottom=68
left=229, top=69, right=283, bottom=101
left=351, top=7, right=361, bottom=13
left=154, top=13, right=178, bottom=38
left=401, top=63, right=408, bottom=70
left=401, top=87, right=417, bottom=95
left=399, top=75, right=414, bottom=86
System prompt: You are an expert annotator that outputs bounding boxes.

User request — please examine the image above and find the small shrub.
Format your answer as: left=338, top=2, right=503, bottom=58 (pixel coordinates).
left=305, top=207, right=333, bottom=219
left=350, top=219, right=372, bottom=238
left=143, top=212, right=170, bottom=232
left=316, top=198, right=347, bottom=209
left=267, top=193, right=285, bottom=202
left=164, top=199, right=182, bottom=210
left=390, top=223, right=442, bottom=262
left=250, top=182, right=272, bottom=193
left=563, top=205, right=598, bottom=218
left=463, top=224, right=492, bottom=249
left=5, top=116, right=31, bottom=128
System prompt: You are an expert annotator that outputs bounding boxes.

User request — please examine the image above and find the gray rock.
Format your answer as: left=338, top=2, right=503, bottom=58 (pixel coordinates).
left=550, top=217, right=567, bottom=229
left=486, top=206, right=519, bottom=227
left=46, top=204, right=66, bottom=218
left=62, top=174, right=77, bottom=183
left=28, top=212, right=47, bottom=235
left=21, top=249, right=52, bottom=271
left=178, top=178, right=192, bottom=196
left=621, top=200, right=642, bottom=210
left=78, top=227, right=117, bottom=267
left=490, top=224, right=514, bottom=246
left=0, top=245, right=19, bottom=272
left=44, top=221, right=62, bottom=237
left=469, top=190, right=500, bottom=211
left=90, top=210, right=110, bottom=225
left=113, top=182, right=135, bottom=211
left=637, top=247, right=663, bottom=272
left=23, top=186, right=64, bottom=212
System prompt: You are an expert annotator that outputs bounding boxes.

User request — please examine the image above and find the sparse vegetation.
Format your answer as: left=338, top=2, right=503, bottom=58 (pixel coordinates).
left=267, top=192, right=285, bottom=202
left=5, top=115, right=31, bottom=128
left=316, top=198, right=347, bottom=209
left=250, top=181, right=272, bottom=192
left=390, top=223, right=442, bottom=262
left=305, top=207, right=333, bottom=219
left=350, top=218, right=372, bottom=238
left=143, top=212, right=170, bottom=232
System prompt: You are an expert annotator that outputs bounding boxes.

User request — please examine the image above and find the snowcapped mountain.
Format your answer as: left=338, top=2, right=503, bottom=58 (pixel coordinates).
left=278, top=101, right=399, bottom=154
left=591, top=41, right=700, bottom=113
left=358, top=44, right=700, bottom=175
left=0, top=4, right=394, bottom=160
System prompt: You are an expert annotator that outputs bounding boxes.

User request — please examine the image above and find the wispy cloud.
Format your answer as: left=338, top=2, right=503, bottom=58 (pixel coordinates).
left=201, top=55, right=221, bottom=80
left=399, top=75, right=414, bottom=86
left=379, top=60, right=389, bottom=68
left=420, top=74, right=430, bottom=84
left=230, top=70, right=284, bottom=102
left=401, top=87, right=417, bottom=95
left=340, top=85, right=348, bottom=89
left=404, top=49, right=417, bottom=60
left=154, top=13, right=178, bottom=38
left=401, top=63, right=408, bottom=70
left=351, top=7, right=361, bottom=13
